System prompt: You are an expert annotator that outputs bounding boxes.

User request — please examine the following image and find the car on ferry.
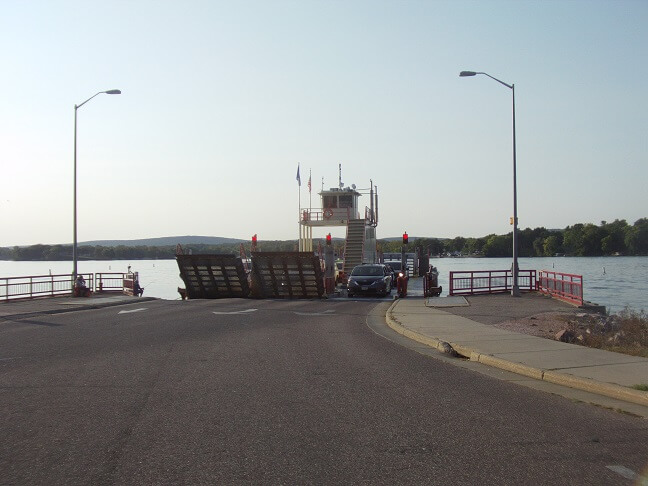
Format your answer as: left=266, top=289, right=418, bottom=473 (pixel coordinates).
left=384, top=261, right=403, bottom=281
left=347, top=264, right=393, bottom=297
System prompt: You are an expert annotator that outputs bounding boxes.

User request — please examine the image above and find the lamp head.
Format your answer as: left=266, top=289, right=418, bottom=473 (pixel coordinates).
left=105, top=89, right=121, bottom=95
left=459, top=71, right=477, bottom=77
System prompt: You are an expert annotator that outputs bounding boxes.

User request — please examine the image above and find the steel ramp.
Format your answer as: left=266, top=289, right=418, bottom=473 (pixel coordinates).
left=250, top=252, right=324, bottom=299
left=176, top=254, right=250, bottom=299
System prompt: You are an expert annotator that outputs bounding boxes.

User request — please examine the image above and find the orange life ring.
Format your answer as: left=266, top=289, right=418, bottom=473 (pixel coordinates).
left=323, top=208, right=333, bottom=219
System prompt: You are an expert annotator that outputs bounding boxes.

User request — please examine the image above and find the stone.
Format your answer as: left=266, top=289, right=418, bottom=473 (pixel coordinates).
left=555, top=329, right=576, bottom=343
left=438, top=341, right=458, bottom=357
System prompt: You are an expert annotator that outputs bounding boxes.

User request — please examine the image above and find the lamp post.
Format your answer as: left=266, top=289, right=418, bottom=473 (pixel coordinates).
left=73, top=89, right=121, bottom=284
left=459, top=70, right=520, bottom=296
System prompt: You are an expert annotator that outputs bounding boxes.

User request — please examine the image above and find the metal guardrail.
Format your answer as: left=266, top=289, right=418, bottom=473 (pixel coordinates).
left=538, top=270, right=584, bottom=306
left=1, top=272, right=135, bottom=301
left=1, top=273, right=93, bottom=301
left=96, top=272, right=129, bottom=293
left=449, top=269, right=537, bottom=295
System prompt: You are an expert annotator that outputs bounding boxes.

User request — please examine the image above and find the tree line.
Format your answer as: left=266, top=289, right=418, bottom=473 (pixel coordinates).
left=380, top=218, right=648, bottom=257
left=1, top=218, right=647, bottom=261
left=0, top=241, right=300, bottom=261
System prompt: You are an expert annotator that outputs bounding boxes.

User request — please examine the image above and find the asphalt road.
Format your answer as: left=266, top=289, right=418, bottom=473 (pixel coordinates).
left=1, top=299, right=647, bottom=485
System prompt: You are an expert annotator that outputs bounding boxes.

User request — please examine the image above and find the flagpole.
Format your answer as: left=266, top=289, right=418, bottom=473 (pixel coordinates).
left=309, top=169, right=312, bottom=212
left=298, top=166, right=301, bottom=221
left=297, top=164, right=301, bottom=251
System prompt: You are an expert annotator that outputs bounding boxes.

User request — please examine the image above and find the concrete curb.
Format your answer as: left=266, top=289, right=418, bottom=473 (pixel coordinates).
left=385, top=300, right=648, bottom=408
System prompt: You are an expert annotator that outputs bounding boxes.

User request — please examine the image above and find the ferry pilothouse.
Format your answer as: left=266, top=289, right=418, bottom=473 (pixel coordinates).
left=298, top=166, right=379, bottom=277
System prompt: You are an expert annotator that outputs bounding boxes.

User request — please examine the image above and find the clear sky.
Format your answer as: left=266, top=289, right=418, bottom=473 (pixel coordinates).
left=2, top=0, right=646, bottom=246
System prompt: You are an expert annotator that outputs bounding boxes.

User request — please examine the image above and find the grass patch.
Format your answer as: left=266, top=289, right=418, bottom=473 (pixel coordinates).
left=631, top=384, right=648, bottom=392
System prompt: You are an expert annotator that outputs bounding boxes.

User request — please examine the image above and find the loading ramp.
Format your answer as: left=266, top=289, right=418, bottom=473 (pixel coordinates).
left=250, top=252, right=324, bottom=299
left=177, top=254, right=250, bottom=299
left=176, top=251, right=325, bottom=299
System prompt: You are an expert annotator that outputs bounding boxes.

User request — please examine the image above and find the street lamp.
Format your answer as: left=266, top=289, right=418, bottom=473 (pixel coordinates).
left=73, top=89, right=121, bottom=284
left=459, top=70, right=520, bottom=296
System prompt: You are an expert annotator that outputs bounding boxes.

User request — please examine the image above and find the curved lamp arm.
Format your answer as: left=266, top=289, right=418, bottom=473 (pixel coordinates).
left=76, top=89, right=121, bottom=110
left=459, top=71, right=512, bottom=90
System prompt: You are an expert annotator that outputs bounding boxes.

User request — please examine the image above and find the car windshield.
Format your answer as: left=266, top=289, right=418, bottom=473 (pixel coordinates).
left=351, top=265, right=383, bottom=276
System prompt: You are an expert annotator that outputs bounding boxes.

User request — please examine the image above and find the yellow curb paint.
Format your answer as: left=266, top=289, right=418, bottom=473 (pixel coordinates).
left=543, top=371, right=648, bottom=407
left=477, top=355, right=544, bottom=381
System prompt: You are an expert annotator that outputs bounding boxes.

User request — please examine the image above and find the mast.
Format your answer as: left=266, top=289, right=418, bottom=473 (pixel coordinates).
left=370, top=179, right=374, bottom=224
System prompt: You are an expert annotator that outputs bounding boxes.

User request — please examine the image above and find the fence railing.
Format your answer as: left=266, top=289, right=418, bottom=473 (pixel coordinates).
left=449, top=269, right=537, bottom=296
left=1, top=272, right=133, bottom=301
left=538, top=270, right=584, bottom=306
left=300, top=207, right=353, bottom=223
left=95, top=272, right=130, bottom=293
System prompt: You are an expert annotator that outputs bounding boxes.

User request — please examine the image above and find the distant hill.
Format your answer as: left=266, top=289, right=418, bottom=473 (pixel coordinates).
left=76, top=235, right=440, bottom=248
left=79, top=235, right=246, bottom=247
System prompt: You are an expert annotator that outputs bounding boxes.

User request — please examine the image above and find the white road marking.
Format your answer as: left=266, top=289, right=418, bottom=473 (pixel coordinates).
left=293, top=310, right=336, bottom=316
left=118, top=308, right=148, bottom=314
left=212, top=309, right=258, bottom=315
left=606, top=465, right=640, bottom=481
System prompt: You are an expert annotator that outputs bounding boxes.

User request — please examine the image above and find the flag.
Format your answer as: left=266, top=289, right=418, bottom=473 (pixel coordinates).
left=308, top=172, right=311, bottom=193
left=296, top=164, right=301, bottom=186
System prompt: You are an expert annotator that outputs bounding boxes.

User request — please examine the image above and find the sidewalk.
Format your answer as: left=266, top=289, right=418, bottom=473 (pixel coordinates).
left=386, top=293, right=648, bottom=408
left=0, top=293, right=156, bottom=319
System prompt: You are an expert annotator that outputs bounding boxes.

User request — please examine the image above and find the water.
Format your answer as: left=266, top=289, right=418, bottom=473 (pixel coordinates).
left=0, top=260, right=185, bottom=302
left=1, top=257, right=646, bottom=313
left=431, top=256, right=648, bottom=313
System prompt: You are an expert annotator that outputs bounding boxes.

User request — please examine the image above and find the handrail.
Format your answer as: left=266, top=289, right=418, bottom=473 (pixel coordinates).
left=95, top=272, right=128, bottom=293
left=1, top=272, right=133, bottom=301
left=538, top=270, right=584, bottom=306
left=449, top=269, right=536, bottom=295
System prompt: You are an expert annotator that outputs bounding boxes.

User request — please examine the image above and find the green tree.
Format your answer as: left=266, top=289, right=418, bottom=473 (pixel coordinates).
left=543, top=235, right=562, bottom=256
left=600, top=219, right=627, bottom=255
left=482, top=234, right=511, bottom=257
left=625, top=218, right=648, bottom=255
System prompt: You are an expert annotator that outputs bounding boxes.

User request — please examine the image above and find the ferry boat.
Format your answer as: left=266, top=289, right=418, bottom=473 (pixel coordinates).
left=298, top=166, right=379, bottom=276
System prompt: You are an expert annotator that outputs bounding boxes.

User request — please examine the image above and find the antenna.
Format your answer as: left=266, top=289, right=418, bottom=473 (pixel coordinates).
left=339, top=163, right=343, bottom=190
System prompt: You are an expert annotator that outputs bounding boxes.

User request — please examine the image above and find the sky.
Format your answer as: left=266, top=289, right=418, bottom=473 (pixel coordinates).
left=1, top=0, right=647, bottom=247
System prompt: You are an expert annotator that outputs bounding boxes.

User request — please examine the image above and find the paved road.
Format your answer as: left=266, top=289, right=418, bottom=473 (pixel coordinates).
left=1, top=299, right=647, bottom=484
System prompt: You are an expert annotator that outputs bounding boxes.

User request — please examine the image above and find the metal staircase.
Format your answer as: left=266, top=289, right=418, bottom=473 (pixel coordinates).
left=343, top=219, right=366, bottom=274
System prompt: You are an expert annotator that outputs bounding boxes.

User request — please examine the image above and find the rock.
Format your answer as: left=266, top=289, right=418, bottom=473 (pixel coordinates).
left=555, top=329, right=576, bottom=343
left=438, top=341, right=458, bottom=357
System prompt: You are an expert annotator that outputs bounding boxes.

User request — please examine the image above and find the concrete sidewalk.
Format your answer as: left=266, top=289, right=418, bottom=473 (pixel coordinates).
left=0, top=293, right=156, bottom=319
left=387, top=294, right=648, bottom=408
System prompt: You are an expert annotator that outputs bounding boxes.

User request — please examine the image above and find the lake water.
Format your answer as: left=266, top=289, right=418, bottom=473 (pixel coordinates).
left=1, top=256, right=646, bottom=313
